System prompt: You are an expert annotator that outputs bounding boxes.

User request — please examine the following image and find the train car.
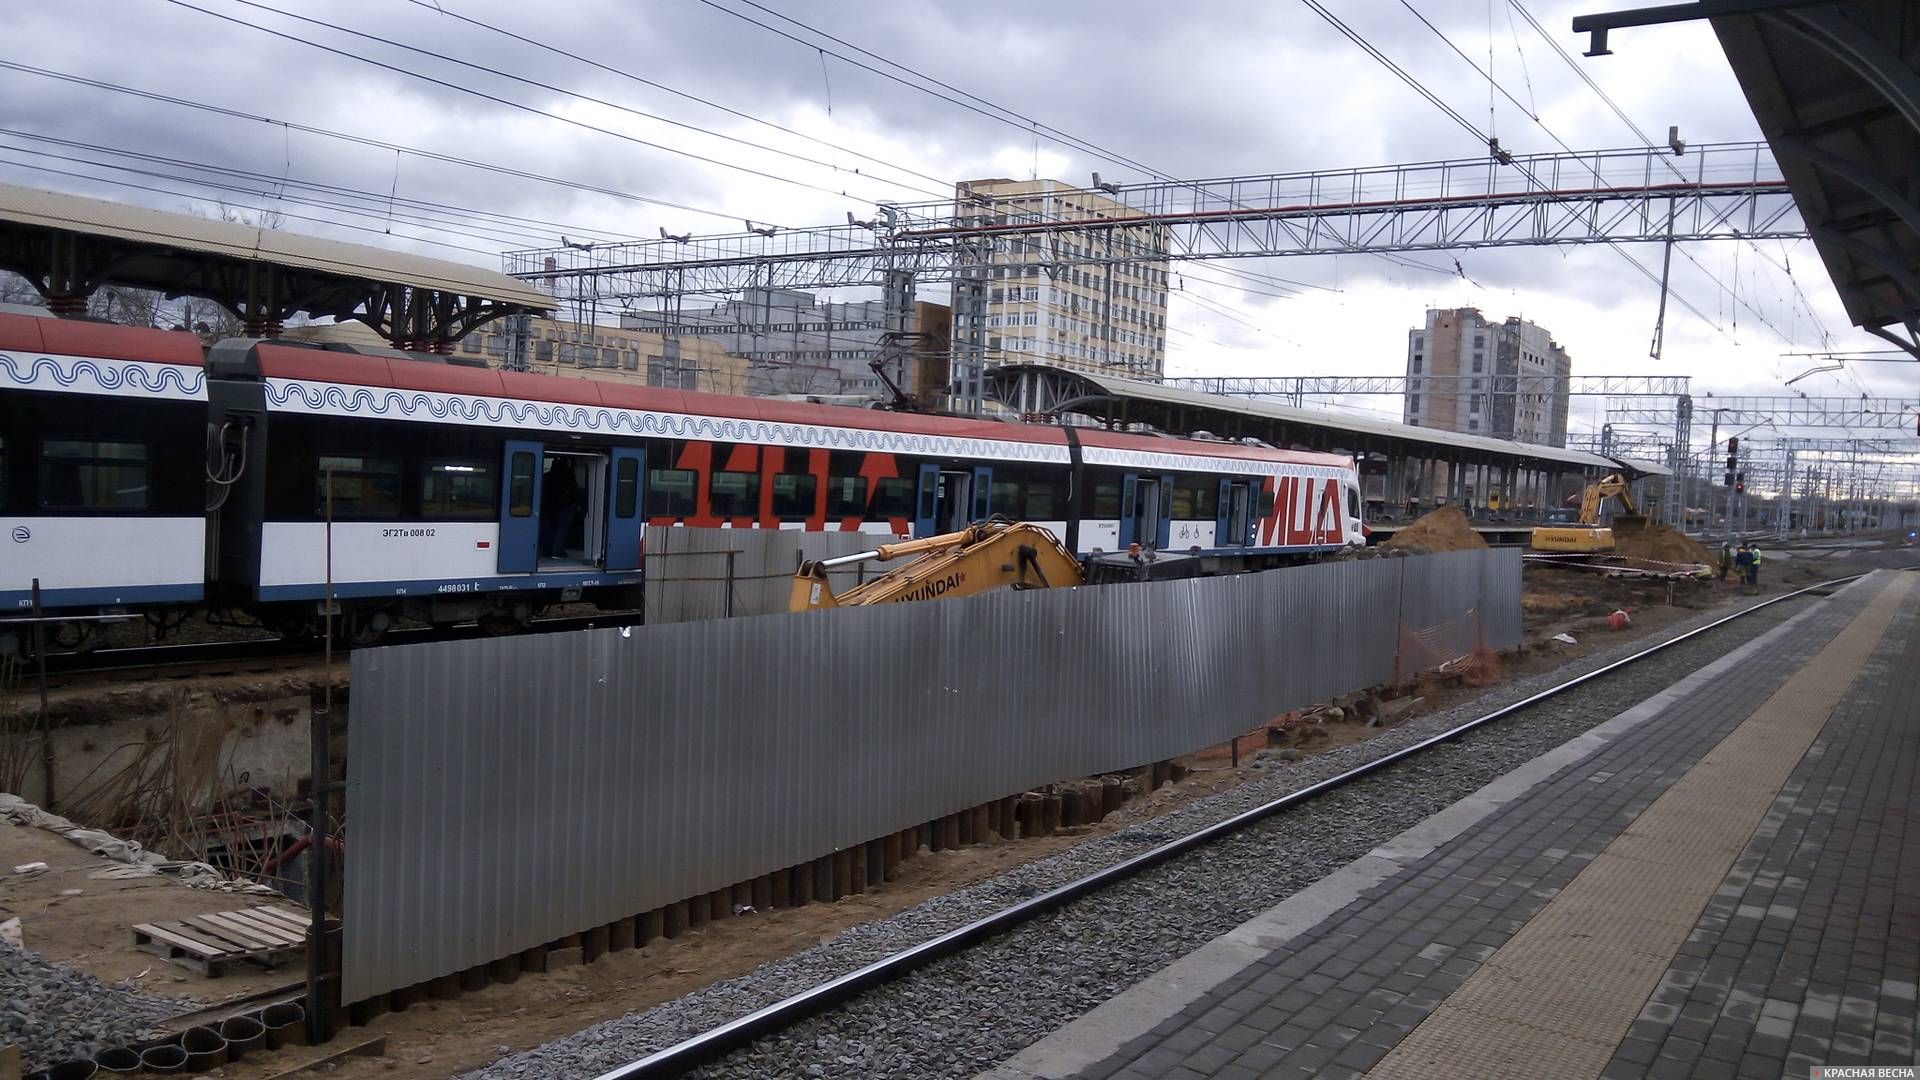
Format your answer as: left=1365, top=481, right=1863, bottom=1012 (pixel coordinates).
left=205, top=336, right=1362, bottom=638
left=3, top=310, right=1364, bottom=649
left=0, top=314, right=209, bottom=651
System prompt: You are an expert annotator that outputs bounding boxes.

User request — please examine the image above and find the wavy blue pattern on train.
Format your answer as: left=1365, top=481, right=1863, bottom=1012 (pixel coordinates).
left=0, top=352, right=207, bottom=397
left=263, top=377, right=1070, bottom=463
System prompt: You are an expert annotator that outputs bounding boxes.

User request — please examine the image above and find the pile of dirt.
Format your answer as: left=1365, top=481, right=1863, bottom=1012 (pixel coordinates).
left=1612, top=522, right=1712, bottom=565
left=1381, top=504, right=1489, bottom=553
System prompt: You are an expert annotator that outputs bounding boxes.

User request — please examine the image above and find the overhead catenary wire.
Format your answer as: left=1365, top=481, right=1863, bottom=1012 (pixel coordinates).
left=0, top=141, right=574, bottom=251
left=157, top=0, right=892, bottom=211
left=0, top=61, right=765, bottom=226
left=689, top=0, right=1459, bottom=291
left=205, top=0, right=954, bottom=204
left=0, top=127, right=654, bottom=246
left=401, top=0, right=960, bottom=198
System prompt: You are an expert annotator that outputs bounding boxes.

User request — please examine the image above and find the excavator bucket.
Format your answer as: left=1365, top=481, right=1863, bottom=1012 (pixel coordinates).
left=1612, top=514, right=1650, bottom=534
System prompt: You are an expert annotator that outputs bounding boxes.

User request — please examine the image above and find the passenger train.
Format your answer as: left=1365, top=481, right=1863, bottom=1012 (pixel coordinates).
left=0, top=311, right=1364, bottom=651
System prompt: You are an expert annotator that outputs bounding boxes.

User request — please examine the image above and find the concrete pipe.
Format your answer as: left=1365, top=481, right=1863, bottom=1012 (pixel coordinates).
left=180, top=1027, right=228, bottom=1072
left=219, top=1015, right=267, bottom=1060
left=138, top=1044, right=188, bottom=1074
left=261, top=1001, right=307, bottom=1048
left=91, top=1047, right=140, bottom=1075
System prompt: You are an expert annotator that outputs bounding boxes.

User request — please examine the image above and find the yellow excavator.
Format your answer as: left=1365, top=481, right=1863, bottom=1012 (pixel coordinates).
left=1530, top=473, right=1649, bottom=554
left=790, top=519, right=1086, bottom=610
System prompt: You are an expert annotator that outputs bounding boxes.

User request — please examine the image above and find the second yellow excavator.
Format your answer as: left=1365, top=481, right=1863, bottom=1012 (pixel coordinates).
left=789, top=519, right=1085, bottom=611
left=1530, top=472, right=1649, bottom=554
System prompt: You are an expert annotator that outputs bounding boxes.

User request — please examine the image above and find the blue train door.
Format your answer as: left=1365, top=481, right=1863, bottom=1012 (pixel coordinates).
left=1118, top=471, right=1140, bottom=548
left=1155, top=472, right=1175, bottom=550
left=913, top=462, right=940, bottom=537
left=498, top=440, right=543, bottom=573
left=971, top=465, right=994, bottom=521
left=1216, top=478, right=1236, bottom=547
left=604, top=447, right=645, bottom=571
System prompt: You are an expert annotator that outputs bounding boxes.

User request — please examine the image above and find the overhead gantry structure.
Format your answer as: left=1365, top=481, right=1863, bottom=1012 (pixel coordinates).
left=507, top=141, right=1802, bottom=413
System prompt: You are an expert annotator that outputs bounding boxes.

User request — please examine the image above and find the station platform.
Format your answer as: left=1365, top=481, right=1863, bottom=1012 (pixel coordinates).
left=987, top=569, right=1918, bottom=1080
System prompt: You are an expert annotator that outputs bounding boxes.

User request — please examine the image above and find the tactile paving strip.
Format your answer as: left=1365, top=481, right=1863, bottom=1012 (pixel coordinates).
left=1366, top=574, right=1914, bottom=1080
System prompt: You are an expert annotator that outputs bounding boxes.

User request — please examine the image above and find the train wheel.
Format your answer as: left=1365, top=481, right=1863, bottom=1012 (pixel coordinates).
left=478, top=604, right=530, bottom=636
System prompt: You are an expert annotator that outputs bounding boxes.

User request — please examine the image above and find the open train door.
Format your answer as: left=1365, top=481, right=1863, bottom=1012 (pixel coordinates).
left=604, top=447, right=645, bottom=571
left=498, top=440, right=543, bottom=573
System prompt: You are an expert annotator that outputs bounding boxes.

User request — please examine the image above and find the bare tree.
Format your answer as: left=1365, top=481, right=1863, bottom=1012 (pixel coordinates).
left=0, top=270, right=44, bottom=307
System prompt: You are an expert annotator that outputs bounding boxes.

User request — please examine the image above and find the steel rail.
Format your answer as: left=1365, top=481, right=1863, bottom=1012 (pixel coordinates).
left=593, top=572, right=1869, bottom=1080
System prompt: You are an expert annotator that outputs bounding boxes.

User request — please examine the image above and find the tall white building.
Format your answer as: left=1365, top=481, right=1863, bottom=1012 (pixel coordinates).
left=1404, top=307, right=1571, bottom=447
left=957, top=178, right=1170, bottom=379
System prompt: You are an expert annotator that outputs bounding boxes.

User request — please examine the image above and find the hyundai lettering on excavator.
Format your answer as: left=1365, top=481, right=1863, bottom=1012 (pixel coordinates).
left=790, top=519, right=1087, bottom=611
left=1530, top=473, right=1649, bottom=554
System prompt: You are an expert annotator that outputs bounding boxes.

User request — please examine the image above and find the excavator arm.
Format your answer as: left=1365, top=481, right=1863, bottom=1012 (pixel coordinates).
left=790, top=519, right=1086, bottom=611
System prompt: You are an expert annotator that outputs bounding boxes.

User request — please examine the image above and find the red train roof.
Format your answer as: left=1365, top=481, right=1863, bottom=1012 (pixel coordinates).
left=248, top=342, right=1350, bottom=468
left=0, top=311, right=204, bottom=366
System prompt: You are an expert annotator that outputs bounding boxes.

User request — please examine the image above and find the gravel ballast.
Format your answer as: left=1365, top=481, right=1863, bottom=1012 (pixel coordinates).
left=2, top=940, right=183, bottom=1071
left=468, top=590, right=1818, bottom=1080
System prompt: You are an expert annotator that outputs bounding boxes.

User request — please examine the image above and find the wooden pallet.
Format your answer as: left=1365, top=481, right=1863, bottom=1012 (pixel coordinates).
left=132, top=906, right=311, bottom=977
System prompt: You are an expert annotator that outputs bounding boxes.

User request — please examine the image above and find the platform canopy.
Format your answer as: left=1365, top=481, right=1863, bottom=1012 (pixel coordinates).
left=983, top=363, right=1671, bottom=478
left=0, top=182, right=552, bottom=346
left=1574, top=0, right=1920, bottom=359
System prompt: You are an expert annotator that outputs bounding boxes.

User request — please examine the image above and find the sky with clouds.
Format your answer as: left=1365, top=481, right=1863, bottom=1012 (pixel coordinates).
left=3, top=0, right=1914, bottom=441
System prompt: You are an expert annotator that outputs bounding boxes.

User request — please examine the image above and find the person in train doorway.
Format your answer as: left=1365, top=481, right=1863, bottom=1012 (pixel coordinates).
left=1748, top=542, right=1763, bottom=588
left=541, top=461, right=581, bottom=559
left=1717, top=543, right=1734, bottom=582
left=1733, top=543, right=1754, bottom=592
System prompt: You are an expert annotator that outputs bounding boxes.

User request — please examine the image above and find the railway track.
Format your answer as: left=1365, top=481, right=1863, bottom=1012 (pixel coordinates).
left=579, top=573, right=1866, bottom=1080
left=33, top=612, right=643, bottom=685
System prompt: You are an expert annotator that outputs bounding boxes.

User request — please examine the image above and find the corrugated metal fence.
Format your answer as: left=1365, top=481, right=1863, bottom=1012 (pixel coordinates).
left=342, top=548, right=1520, bottom=1003
left=644, top=526, right=877, bottom=623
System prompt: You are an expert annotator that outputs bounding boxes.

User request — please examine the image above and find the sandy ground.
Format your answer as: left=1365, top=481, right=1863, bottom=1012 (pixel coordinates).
left=0, top=823, right=301, bottom=1007
left=20, top=535, right=1910, bottom=1079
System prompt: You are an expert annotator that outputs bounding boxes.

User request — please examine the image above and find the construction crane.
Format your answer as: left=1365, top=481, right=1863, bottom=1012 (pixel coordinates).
left=790, top=520, right=1085, bottom=611
left=1531, top=474, right=1649, bottom=554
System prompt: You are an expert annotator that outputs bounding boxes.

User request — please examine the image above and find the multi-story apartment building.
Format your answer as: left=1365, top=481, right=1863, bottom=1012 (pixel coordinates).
left=956, top=178, right=1171, bottom=379
left=1404, top=307, right=1571, bottom=447
left=620, top=289, right=952, bottom=403
left=459, top=316, right=749, bottom=396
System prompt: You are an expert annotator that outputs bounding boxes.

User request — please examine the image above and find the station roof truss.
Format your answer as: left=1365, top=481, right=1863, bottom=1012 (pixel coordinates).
left=505, top=143, right=1802, bottom=300
left=1607, top=394, right=1920, bottom=429
left=0, top=182, right=553, bottom=343
left=1575, top=0, right=1920, bottom=359
left=984, top=363, right=1670, bottom=478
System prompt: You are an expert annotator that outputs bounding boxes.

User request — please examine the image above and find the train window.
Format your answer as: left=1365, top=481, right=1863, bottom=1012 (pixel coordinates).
left=508, top=453, right=535, bottom=517
left=872, top=477, right=915, bottom=519
left=1347, top=487, right=1360, bottom=522
left=1023, top=476, right=1061, bottom=519
left=38, top=439, right=150, bottom=510
left=613, top=457, right=640, bottom=518
left=0, top=435, right=6, bottom=508
left=708, top=470, right=759, bottom=517
left=771, top=473, right=817, bottom=521
left=1171, top=478, right=1217, bottom=520
left=317, top=454, right=402, bottom=518
left=991, top=480, right=1022, bottom=516
left=646, top=468, right=696, bottom=517
left=825, top=476, right=868, bottom=517
left=1089, top=479, right=1121, bottom=518
left=422, top=461, right=494, bottom=519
